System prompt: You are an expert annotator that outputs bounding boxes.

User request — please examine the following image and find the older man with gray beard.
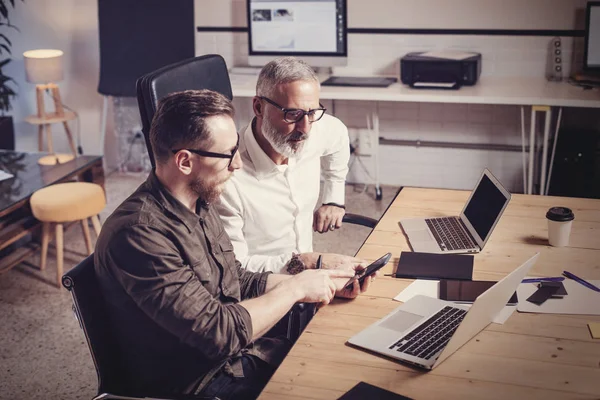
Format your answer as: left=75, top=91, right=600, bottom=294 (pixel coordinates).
left=216, top=56, right=364, bottom=274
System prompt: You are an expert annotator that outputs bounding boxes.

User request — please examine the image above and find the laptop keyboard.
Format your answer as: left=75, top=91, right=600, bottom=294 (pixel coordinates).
left=425, top=217, right=476, bottom=251
left=389, top=306, right=467, bottom=360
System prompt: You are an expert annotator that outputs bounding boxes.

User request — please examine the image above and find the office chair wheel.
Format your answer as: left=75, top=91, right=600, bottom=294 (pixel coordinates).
left=375, top=187, right=383, bottom=201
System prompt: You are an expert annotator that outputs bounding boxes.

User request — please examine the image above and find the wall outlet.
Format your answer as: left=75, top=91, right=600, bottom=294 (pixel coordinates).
left=356, top=129, right=373, bottom=156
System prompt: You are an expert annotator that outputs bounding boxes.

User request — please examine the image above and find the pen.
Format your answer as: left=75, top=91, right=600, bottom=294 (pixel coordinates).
left=313, top=255, right=323, bottom=316
left=521, top=277, right=565, bottom=284
left=562, top=270, right=600, bottom=293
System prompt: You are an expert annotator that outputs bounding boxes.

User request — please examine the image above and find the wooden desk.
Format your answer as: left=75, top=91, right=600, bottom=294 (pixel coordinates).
left=0, top=151, right=104, bottom=273
left=259, top=187, right=600, bottom=400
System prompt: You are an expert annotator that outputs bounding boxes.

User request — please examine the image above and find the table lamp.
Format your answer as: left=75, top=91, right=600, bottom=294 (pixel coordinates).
left=23, top=49, right=65, bottom=119
left=23, top=49, right=77, bottom=161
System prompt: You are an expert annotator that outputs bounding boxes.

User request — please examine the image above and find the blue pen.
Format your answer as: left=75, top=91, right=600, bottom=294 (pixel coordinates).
left=521, top=277, right=565, bottom=284
left=562, top=270, right=600, bottom=293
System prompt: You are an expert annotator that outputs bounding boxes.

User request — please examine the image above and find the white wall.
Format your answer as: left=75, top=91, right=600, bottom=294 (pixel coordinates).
left=196, top=0, right=595, bottom=192
left=6, top=0, right=593, bottom=191
left=7, top=0, right=109, bottom=160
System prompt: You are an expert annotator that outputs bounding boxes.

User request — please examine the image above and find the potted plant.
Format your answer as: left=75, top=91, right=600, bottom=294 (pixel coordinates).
left=0, top=0, right=23, bottom=150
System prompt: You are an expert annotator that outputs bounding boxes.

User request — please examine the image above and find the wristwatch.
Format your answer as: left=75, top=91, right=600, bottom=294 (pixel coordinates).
left=323, top=202, right=345, bottom=209
left=286, top=253, right=307, bottom=275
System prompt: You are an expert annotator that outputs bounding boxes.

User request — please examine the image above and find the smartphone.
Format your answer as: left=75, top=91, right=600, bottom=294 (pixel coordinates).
left=344, top=252, right=392, bottom=290
left=439, top=280, right=518, bottom=305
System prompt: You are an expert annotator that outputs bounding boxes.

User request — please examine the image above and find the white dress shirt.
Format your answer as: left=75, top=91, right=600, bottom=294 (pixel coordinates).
left=216, top=114, right=350, bottom=273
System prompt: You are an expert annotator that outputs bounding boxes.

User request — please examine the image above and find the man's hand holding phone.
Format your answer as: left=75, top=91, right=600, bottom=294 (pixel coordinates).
left=336, top=252, right=392, bottom=299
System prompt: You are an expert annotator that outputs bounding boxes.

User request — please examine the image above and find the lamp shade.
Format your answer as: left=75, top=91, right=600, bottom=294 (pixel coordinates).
left=23, top=49, right=64, bottom=84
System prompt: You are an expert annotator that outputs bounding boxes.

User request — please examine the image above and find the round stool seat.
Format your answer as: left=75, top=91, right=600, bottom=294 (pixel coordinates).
left=37, top=153, right=75, bottom=166
left=31, top=182, right=106, bottom=223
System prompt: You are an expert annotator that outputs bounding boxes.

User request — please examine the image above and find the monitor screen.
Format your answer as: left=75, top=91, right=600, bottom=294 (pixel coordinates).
left=585, top=2, right=600, bottom=70
left=463, top=174, right=509, bottom=241
left=247, top=0, right=347, bottom=67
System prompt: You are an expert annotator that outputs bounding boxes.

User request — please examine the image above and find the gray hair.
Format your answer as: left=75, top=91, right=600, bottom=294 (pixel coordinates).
left=256, top=57, right=319, bottom=98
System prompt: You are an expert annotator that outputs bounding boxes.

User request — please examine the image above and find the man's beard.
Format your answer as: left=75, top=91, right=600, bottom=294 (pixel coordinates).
left=261, top=116, right=308, bottom=159
left=189, top=174, right=229, bottom=203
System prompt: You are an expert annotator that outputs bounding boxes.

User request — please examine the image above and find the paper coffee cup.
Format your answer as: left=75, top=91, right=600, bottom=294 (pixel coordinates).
left=546, top=207, right=575, bottom=247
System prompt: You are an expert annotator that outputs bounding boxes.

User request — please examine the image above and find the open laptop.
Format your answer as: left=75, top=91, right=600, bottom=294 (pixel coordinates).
left=347, top=253, right=539, bottom=370
left=400, top=169, right=511, bottom=254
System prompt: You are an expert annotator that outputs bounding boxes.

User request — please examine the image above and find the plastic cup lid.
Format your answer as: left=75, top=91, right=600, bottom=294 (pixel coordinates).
left=546, top=206, right=574, bottom=222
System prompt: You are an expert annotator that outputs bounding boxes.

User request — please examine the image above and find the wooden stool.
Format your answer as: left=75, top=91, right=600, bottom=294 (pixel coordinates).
left=37, top=153, right=75, bottom=166
left=30, top=182, right=106, bottom=287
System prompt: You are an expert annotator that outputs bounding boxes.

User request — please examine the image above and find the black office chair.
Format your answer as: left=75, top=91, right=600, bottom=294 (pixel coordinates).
left=136, top=54, right=233, bottom=169
left=62, top=256, right=217, bottom=400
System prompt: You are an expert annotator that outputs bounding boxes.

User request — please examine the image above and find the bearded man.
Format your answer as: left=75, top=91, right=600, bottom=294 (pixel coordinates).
left=93, top=89, right=368, bottom=399
left=216, top=57, right=362, bottom=274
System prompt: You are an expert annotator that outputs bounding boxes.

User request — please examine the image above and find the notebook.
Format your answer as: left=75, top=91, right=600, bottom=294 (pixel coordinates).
left=393, top=251, right=473, bottom=280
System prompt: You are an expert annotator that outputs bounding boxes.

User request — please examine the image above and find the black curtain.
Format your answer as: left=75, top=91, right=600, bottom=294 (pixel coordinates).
left=97, top=0, right=195, bottom=96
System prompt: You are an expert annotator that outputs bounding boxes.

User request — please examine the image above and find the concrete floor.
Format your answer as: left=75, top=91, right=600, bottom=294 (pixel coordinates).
left=0, top=172, right=398, bottom=400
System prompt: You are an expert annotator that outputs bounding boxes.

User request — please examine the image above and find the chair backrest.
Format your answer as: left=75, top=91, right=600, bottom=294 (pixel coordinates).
left=62, top=255, right=129, bottom=396
left=136, top=54, right=233, bottom=168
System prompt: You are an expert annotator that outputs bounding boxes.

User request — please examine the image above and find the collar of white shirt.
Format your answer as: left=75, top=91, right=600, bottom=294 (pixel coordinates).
left=242, top=118, right=301, bottom=180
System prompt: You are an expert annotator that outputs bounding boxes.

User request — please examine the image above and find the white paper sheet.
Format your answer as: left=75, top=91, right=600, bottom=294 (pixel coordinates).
left=0, top=170, right=14, bottom=182
left=394, top=279, right=516, bottom=324
left=419, top=50, right=478, bottom=60
left=393, top=280, right=439, bottom=302
left=517, top=280, right=600, bottom=315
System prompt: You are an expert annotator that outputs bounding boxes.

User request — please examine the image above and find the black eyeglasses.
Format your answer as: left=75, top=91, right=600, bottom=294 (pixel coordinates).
left=259, top=96, right=326, bottom=123
left=171, top=133, right=239, bottom=168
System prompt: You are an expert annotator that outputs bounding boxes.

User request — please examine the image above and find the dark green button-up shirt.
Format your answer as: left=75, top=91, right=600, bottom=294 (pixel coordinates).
left=94, top=172, right=275, bottom=397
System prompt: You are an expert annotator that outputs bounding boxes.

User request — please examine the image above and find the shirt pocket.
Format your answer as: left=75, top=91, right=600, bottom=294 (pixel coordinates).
left=217, top=234, right=242, bottom=301
left=189, top=255, right=218, bottom=296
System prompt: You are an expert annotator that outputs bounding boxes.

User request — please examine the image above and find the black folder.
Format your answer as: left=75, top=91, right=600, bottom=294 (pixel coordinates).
left=393, top=251, right=473, bottom=280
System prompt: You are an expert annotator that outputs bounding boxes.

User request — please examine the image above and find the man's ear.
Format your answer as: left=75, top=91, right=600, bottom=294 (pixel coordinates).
left=173, top=150, right=193, bottom=176
left=252, top=96, right=263, bottom=118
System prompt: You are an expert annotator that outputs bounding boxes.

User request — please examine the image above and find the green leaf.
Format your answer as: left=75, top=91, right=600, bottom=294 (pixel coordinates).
left=0, top=34, right=11, bottom=47
left=0, top=75, right=15, bottom=84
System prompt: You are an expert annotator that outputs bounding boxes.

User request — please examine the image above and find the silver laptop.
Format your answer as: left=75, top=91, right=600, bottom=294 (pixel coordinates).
left=400, top=169, right=511, bottom=254
left=348, top=253, right=539, bottom=370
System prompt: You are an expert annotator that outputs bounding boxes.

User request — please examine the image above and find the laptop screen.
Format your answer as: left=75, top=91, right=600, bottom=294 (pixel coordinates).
left=463, top=174, right=508, bottom=240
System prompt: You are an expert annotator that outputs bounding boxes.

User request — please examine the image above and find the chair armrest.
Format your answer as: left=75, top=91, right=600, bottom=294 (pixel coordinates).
left=342, top=213, right=377, bottom=229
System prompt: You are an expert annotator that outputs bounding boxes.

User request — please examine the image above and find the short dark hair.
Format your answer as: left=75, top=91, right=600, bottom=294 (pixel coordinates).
left=149, top=89, right=235, bottom=164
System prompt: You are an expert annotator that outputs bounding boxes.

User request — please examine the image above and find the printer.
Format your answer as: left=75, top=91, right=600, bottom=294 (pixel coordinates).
left=400, top=52, right=482, bottom=89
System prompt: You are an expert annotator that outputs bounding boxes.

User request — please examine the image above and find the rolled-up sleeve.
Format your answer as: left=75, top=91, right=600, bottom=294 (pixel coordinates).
left=101, top=225, right=253, bottom=362
left=320, top=116, right=350, bottom=205
left=237, top=261, right=272, bottom=299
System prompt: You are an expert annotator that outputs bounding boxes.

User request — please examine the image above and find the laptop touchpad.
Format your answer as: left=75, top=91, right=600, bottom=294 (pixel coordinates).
left=380, top=310, right=424, bottom=333
left=412, top=230, right=434, bottom=241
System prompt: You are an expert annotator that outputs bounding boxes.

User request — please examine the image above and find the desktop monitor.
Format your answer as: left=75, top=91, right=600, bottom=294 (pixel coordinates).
left=584, top=1, right=600, bottom=71
left=246, top=0, right=347, bottom=68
